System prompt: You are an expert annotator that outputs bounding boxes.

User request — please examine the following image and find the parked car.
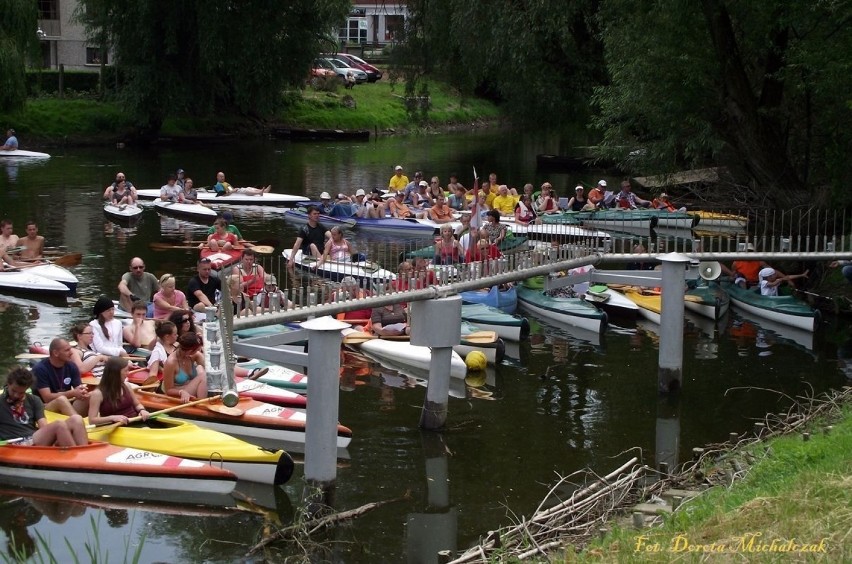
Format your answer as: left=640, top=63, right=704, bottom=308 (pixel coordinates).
left=318, top=57, right=369, bottom=84
left=325, top=53, right=383, bottom=83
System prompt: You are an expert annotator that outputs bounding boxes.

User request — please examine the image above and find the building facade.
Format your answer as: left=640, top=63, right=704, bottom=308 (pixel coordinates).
left=338, top=2, right=407, bottom=46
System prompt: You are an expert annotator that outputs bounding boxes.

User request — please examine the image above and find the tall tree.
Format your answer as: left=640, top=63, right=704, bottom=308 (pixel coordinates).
left=593, top=0, right=852, bottom=206
left=78, top=0, right=350, bottom=137
left=0, top=0, right=37, bottom=112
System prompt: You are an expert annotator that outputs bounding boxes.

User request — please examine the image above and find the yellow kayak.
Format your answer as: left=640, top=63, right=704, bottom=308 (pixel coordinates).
left=47, top=411, right=293, bottom=485
left=614, top=288, right=702, bottom=324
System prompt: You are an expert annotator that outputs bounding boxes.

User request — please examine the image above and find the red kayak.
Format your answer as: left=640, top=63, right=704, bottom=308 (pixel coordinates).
left=200, top=248, right=243, bottom=270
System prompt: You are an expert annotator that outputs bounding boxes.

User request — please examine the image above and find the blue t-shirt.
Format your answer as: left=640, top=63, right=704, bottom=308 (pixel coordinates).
left=32, top=359, right=82, bottom=395
left=3, top=136, right=18, bottom=150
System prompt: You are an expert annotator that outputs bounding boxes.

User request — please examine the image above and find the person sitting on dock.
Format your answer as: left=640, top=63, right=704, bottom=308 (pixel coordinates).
left=205, top=218, right=239, bottom=252
left=614, top=181, right=651, bottom=209
left=118, top=257, right=159, bottom=313
left=428, top=194, right=455, bottom=224
left=87, top=357, right=150, bottom=427
left=388, top=192, right=426, bottom=219
left=0, top=129, right=19, bottom=151
left=0, top=367, right=88, bottom=447
left=159, top=174, right=182, bottom=203
left=162, top=333, right=207, bottom=403
left=32, top=338, right=90, bottom=417
left=212, top=171, right=270, bottom=197
left=388, top=165, right=409, bottom=193
left=758, top=267, right=809, bottom=296
left=288, top=206, right=330, bottom=267
left=652, top=192, right=686, bottom=212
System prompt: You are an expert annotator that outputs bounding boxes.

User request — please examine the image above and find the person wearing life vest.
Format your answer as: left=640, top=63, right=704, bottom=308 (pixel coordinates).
left=720, top=243, right=783, bottom=288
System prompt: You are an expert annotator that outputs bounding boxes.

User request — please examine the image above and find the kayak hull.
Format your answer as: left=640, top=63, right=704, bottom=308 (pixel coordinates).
left=136, top=188, right=308, bottom=206
left=721, top=281, right=819, bottom=331
left=154, top=198, right=218, bottom=221
left=517, top=285, right=607, bottom=333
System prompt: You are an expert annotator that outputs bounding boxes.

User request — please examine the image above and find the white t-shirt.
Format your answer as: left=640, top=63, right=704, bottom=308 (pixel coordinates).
left=759, top=279, right=778, bottom=296
left=147, top=341, right=169, bottom=370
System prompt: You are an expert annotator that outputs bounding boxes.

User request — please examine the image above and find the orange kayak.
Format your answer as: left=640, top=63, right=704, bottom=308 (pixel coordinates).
left=0, top=441, right=236, bottom=503
left=136, top=390, right=352, bottom=449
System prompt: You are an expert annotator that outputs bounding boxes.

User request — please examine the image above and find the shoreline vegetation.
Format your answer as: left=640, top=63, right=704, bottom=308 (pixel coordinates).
left=0, top=78, right=503, bottom=148
left=449, top=387, right=852, bottom=563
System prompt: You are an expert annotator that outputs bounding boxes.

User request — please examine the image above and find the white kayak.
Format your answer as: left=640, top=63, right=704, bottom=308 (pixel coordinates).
left=282, top=249, right=396, bottom=286
left=17, top=263, right=78, bottom=295
left=153, top=198, right=218, bottom=220
left=136, top=188, right=308, bottom=206
left=104, top=202, right=143, bottom=221
left=0, top=270, right=70, bottom=295
left=344, top=329, right=467, bottom=379
left=0, top=149, right=50, bottom=159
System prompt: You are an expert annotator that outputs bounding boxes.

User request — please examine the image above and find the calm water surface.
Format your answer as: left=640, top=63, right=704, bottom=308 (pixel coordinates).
left=0, top=134, right=849, bottom=562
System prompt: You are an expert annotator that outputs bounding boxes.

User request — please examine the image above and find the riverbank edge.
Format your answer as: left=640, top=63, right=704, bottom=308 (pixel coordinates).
left=567, top=389, right=852, bottom=562
left=448, top=387, right=851, bottom=562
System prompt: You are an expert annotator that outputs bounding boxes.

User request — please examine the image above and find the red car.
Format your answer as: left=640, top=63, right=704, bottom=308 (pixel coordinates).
left=323, top=53, right=383, bottom=83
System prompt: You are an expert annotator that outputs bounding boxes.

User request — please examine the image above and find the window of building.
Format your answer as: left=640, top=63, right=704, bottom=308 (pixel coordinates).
left=338, top=17, right=367, bottom=44
left=38, top=0, right=59, bottom=20
left=86, top=48, right=108, bottom=65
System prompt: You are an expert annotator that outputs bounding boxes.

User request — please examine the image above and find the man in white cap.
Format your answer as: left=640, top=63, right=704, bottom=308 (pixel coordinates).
left=388, top=165, right=408, bottom=193
left=318, top=191, right=334, bottom=214
left=351, top=188, right=369, bottom=218
left=586, top=180, right=607, bottom=209
left=759, top=267, right=809, bottom=296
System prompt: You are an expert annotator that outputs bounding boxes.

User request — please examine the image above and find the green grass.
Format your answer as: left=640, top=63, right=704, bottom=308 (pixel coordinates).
left=0, top=98, right=130, bottom=139
left=573, top=407, right=852, bottom=562
left=278, top=78, right=501, bottom=130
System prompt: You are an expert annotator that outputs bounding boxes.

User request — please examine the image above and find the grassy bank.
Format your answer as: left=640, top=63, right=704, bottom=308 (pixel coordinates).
left=0, top=77, right=501, bottom=144
left=574, top=405, right=852, bottom=562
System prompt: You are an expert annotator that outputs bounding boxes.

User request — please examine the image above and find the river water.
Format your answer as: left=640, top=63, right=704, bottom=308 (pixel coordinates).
left=0, top=132, right=849, bottom=562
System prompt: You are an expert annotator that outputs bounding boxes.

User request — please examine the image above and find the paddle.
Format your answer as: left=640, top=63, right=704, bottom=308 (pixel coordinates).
left=461, top=331, right=499, bottom=344
left=252, top=245, right=274, bottom=255
left=86, top=396, right=221, bottom=433
left=302, top=256, right=380, bottom=273
left=0, top=438, right=25, bottom=446
left=342, top=331, right=378, bottom=344
left=16, top=353, right=147, bottom=362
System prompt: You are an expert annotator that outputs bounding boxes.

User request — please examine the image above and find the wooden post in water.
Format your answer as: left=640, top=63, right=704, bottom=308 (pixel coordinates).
left=410, top=295, right=462, bottom=430
left=658, top=253, right=691, bottom=393
left=301, top=316, right=349, bottom=488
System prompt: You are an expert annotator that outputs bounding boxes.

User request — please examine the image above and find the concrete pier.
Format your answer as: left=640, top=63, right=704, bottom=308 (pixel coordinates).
left=410, top=296, right=462, bottom=430
left=301, top=316, right=349, bottom=488
left=658, top=253, right=691, bottom=393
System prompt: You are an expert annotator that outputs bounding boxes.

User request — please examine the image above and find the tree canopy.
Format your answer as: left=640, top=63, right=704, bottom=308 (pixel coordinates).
left=0, top=0, right=37, bottom=113
left=401, top=0, right=852, bottom=204
left=78, top=0, right=350, bottom=136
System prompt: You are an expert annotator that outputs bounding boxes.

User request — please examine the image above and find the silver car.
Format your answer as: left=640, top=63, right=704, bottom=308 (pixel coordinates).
left=319, top=57, right=368, bottom=83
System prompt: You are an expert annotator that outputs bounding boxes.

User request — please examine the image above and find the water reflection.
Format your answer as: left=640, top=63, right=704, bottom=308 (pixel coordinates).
left=406, top=432, right=457, bottom=562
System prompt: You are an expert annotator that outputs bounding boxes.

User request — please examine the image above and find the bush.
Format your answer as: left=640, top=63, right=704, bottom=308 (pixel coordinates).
left=26, top=70, right=102, bottom=96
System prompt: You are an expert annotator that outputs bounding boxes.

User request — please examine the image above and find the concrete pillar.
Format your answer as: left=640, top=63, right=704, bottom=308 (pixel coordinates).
left=410, top=296, right=462, bottom=430
left=300, top=316, right=350, bottom=488
left=658, top=253, right=691, bottom=393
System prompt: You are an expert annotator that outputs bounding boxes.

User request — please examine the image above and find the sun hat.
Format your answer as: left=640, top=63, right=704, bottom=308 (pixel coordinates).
left=340, top=275, right=358, bottom=287
left=92, top=296, right=115, bottom=318
left=337, top=193, right=346, bottom=200
left=355, top=189, right=365, bottom=196
left=758, top=267, right=775, bottom=280
left=395, top=165, right=403, bottom=171
left=598, top=179, right=607, bottom=187
left=319, top=191, right=331, bottom=200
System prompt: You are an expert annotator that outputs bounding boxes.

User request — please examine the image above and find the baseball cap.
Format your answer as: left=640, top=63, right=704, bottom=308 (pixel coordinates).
left=419, top=180, right=428, bottom=187
left=355, top=189, right=365, bottom=196
left=395, top=165, right=403, bottom=171
left=758, top=268, right=775, bottom=280
left=320, top=192, right=331, bottom=200
left=598, top=179, right=607, bottom=187
left=264, top=274, right=277, bottom=285
left=337, top=193, right=346, bottom=200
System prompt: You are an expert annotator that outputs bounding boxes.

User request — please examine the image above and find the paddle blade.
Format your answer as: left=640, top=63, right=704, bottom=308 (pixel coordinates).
left=343, top=332, right=377, bottom=344
left=51, top=253, right=83, bottom=268
left=207, top=404, right=243, bottom=416
left=461, top=331, right=498, bottom=344
left=252, top=245, right=274, bottom=255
